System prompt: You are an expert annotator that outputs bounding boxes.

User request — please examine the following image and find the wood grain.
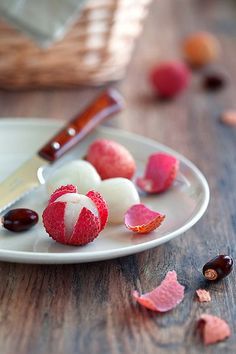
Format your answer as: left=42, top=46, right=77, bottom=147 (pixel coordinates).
left=0, top=0, right=236, bottom=353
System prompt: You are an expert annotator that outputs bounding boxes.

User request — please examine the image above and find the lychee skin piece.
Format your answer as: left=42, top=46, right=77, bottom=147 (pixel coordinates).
left=136, top=153, right=179, bottom=194
left=198, top=314, right=231, bottom=345
left=49, top=184, right=77, bottom=204
left=133, top=271, right=185, bottom=312
left=70, top=207, right=100, bottom=246
left=149, top=61, right=190, bottom=98
left=124, top=204, right=165, bottom=234
left=86, top=139, right=136, bottom=180
left=86, top=190, right=108, bottom=231
left=42, top=201, right=66, bottom=244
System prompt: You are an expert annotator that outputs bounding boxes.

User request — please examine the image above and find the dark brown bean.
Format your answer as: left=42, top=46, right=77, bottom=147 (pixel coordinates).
left=2, top=208, right=38, bottom=232
left=203, top=255, right=233, bottom=281
left=202, top=70, right=227, bottom=91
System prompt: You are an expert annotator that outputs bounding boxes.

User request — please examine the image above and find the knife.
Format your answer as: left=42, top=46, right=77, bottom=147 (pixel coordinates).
left=0, top=88, right=124, bottom=213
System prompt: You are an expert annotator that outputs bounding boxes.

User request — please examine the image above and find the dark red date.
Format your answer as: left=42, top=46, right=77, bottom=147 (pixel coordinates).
left=203, top=255, right=233, bottom=281
left=202, top=67, right=228, bottom=91
left=203, top=73, right=225, bottom=90
left=2, top=208, right=38, bottom=232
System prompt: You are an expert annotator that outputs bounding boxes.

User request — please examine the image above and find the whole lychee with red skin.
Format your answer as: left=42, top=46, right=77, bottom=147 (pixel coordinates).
left=149, top=61, right=191, bottom=98
left=86, top=139, right=136, bottom=180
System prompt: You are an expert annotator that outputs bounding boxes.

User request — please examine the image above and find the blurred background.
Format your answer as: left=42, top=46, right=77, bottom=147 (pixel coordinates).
left=0, top=0, right=235, bottom=140
left=0, top=0, right=235, bottom=177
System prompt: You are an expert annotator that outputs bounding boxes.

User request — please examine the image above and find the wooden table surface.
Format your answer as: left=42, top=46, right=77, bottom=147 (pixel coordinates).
left=0, top=0, right=236, bottom=353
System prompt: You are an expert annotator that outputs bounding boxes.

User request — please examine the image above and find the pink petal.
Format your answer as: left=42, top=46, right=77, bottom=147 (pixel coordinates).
left=124, top=204, right=165, bottom=234
left=196, top=289, right=211, bottom=302
left=133, top=271, right=184, bottom=312
left=198, top=314, right=231, bottom=345
left=136, top=153, right=179, bottom=193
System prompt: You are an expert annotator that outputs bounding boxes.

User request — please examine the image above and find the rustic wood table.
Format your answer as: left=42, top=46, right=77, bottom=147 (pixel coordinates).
left=0, top=0, right=236, bottom=353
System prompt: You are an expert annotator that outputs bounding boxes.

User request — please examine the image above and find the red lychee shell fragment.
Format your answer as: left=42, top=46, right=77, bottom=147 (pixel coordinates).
left=70, top=207, right=101, bottom=245
left=43, top=185, right=108, bottom=246
left=124, top=204, right=165, bottom=234
left=49, top=184, right=77, bottom=204
left=136, top=153, right=179, bottom=194
left=198, top=314, right=231, bottom=345
left=86, top=139, right=136, bottom=180
left=196, top=289, right=211, bottom=302
left=86, top=190, right=108, bottom=231
left=133, top=271, right=184, bottom=312
left=42, top=201, right=66, bottom=244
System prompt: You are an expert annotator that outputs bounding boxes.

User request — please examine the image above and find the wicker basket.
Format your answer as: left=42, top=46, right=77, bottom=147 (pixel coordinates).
left=0, top=0, right=151, bottom=89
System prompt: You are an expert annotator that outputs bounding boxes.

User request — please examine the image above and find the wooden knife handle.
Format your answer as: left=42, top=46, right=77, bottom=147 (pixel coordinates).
left=38, top=88, right=124, bottom=162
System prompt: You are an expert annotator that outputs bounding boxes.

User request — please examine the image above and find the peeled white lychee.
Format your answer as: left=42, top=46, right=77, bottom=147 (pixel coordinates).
left=97, top=177, right=140, bottom=224
left=46, top=160, right=101, bottom=196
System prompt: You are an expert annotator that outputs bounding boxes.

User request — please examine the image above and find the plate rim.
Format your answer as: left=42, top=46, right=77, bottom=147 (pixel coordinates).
left=0, top=118, right=210, bottom=263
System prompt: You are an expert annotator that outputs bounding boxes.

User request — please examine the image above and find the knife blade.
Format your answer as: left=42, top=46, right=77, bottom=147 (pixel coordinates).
left=0, top=89, right=124, bottom=213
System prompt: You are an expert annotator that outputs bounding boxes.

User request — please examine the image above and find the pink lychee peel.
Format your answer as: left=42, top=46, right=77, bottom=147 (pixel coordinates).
left=124, top=204, right=165, bottom=234
left=133, top=271, right=184, bottom=312
left=198, top=314, right=231, bottom=345
left=136, top=153, right=179, bottom=194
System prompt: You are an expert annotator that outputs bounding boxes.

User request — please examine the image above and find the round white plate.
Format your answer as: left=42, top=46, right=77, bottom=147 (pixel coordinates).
left=0, top=119, right=209, bottom=264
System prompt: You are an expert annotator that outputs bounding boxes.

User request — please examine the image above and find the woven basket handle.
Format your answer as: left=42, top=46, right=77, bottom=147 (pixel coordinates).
left=38, top=89, right=124, bottom=162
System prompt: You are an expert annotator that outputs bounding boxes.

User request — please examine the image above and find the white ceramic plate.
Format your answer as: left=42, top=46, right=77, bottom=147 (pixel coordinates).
left=0, top=119, right=209, bottom=264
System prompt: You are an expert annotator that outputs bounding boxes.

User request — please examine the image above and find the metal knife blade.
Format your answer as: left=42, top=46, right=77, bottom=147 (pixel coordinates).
left=0, top=89, right=124, bottom=213
left=0, top=155, right=47, bottom=213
